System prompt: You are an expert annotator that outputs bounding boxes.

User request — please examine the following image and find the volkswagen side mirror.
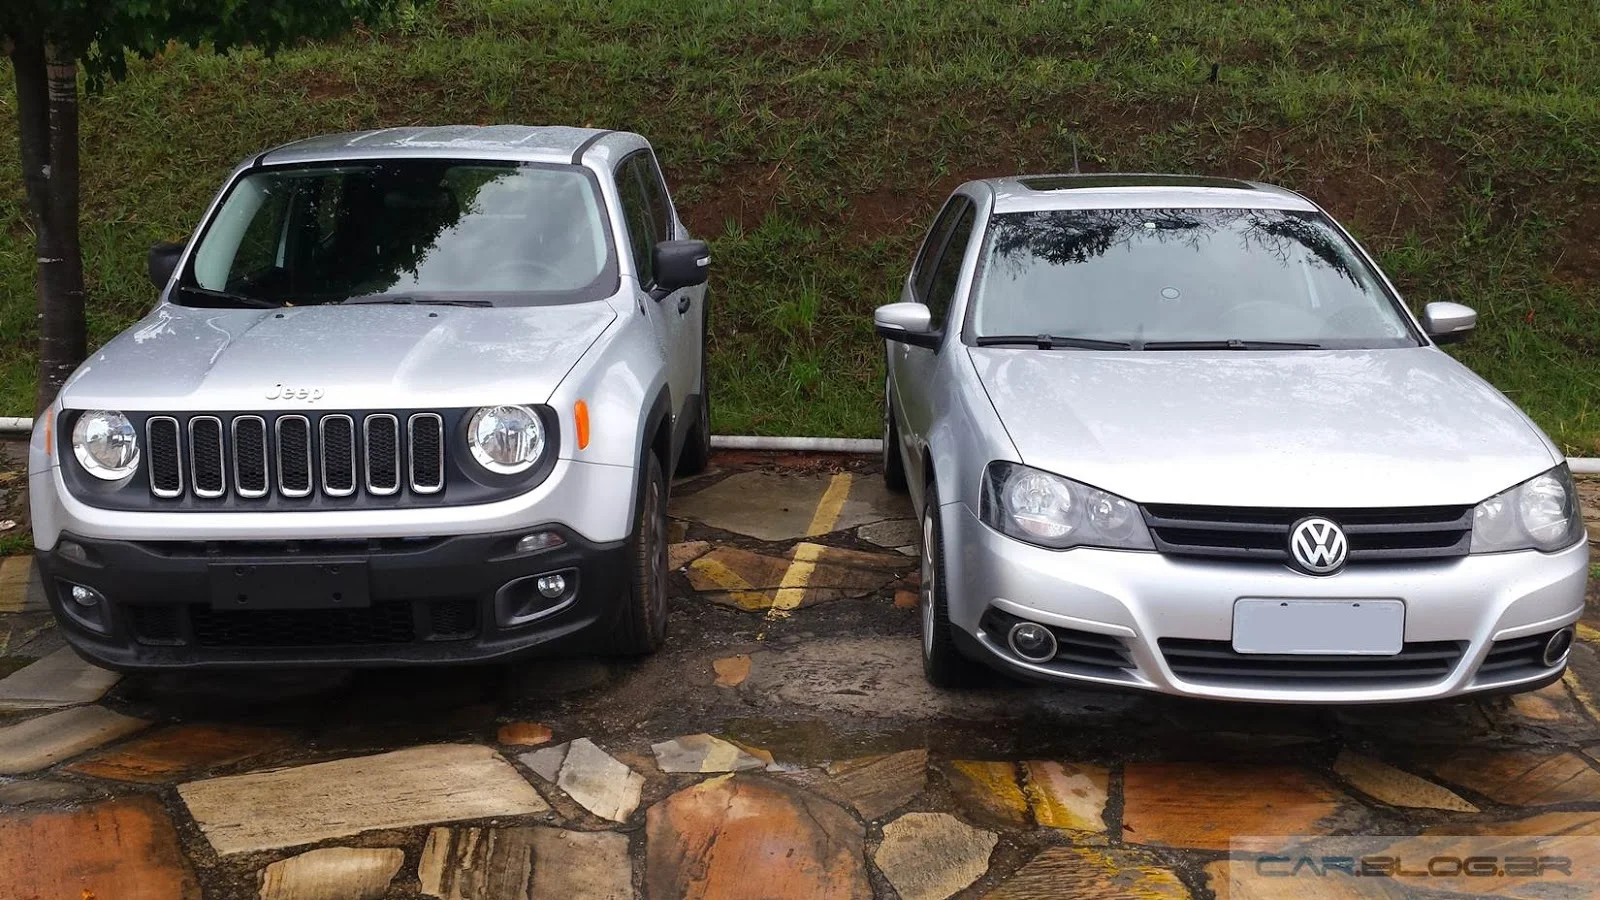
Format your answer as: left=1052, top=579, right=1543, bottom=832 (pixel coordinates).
left=147, top=240, right=186, bottom=288
left=875, top=302, right=941, bottom=349
left=651, top=239, right=710, bottom=299
left=1422, top=301, right=1476, bottom=345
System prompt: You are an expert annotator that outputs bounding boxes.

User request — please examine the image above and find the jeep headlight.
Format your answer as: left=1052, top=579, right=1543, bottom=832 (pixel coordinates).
left=980, top=462, right=1153, bottom=550
left=466, top=405, right=546, bottom=474
left=71, top=410, right=139, bottom=481
left=1471, top=465, right=1583, bottom=553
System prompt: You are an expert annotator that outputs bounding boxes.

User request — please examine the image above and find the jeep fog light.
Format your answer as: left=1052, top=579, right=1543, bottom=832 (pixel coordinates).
left=536, top=574, right=567, bottom=598
left=69, top=584, right=102, bottom=608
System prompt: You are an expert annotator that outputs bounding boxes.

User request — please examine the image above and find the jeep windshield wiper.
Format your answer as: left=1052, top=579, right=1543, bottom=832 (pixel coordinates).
left=975, top=334, right=1134, bottom=350
left=341, top=295, right=493, bottom=308
left=1141, top=339, right=1324, bottom=350
left=176, top=284, right=282, bottom=309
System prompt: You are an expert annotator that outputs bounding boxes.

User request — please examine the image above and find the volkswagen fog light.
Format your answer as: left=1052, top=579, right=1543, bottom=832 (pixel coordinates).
left=467, top=405, right=545, bottom=474
left=71, top=410, right=139, bottom=481
left=1471, top=465, right=1583, bottom=553
left=536, top=574, right=567, bottom=599
left=1008, top=622, right=1058, bottom=662
left=69, top=584, right=102, bottom=608
left=1544, top=628, right=1576, bottom=668
left=980, top=462, right=1153, bottom=550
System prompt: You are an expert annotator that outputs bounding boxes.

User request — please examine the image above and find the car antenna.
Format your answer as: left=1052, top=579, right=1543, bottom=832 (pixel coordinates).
left=1071, top=135, right=1081, bottom=174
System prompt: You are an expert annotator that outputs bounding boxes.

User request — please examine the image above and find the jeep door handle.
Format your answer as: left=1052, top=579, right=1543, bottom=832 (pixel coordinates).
left=677, top=295, right=692, bottom=314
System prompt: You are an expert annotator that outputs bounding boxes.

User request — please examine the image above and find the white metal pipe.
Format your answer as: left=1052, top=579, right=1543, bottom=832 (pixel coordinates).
left=710, top=435, right=879, bottom=454
left=2, top=415, right=1598, bottom=472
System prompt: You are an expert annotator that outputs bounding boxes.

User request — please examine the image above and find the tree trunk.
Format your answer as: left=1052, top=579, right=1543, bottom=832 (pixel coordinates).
left=10, top=33, right=87, bottom=415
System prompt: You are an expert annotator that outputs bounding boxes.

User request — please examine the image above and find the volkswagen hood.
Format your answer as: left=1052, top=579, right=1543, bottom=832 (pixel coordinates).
left=59, top=301, right=617, bottom=412
left=966, top=346, right=1562, bottom=508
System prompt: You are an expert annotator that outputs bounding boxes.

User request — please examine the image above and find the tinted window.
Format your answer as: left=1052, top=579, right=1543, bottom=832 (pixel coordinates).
left=615, top=155, right=655, bottom=281
left=637, top=153, right=675, bottom=244
left=911, top=198, right=965, bottom=301
left=185, top=160, right=615, bottom=307
left=969, top=207, right=1417, bottom=349
left=925, top=205, right=977, bottom=329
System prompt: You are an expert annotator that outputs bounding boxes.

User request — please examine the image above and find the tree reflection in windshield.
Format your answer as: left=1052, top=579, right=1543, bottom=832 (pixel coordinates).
left=973, top=206, right=1413, bottom=349
left=185, top=160, right=617, bottom=307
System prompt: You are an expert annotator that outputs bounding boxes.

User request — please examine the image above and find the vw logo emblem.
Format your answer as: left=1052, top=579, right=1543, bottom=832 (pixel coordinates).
left=1289, top=517, right=1348, bottom=575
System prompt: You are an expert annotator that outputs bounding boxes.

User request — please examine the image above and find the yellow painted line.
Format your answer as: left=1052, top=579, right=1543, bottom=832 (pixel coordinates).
left=0, top=557, right=32, bottom=614
left=1575, top=623, right=1600, bottom=645
left=805, top=473, right=853, bottom=537
left=689, top=557, right=770, bottom=610
left=951, top=760, right=1029, bottom=821
left=769, top=543, right=824, bottom=613
left=699, top=740, right=743, bottom=773
left=1566, top=670, right=1600, bottom=723
left=762, top=473, right=854, bottom=622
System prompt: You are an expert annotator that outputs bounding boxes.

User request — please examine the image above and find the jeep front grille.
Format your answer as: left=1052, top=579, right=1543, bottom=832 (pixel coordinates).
left=145, top=411, right=448, bottom=502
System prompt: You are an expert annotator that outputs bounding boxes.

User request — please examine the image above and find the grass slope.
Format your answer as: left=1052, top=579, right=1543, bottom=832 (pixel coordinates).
left=1, top=0, right=1597, bottom=451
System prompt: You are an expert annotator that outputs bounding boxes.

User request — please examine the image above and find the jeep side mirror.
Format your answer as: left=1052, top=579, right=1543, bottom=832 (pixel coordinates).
left=1422, top=301, right=1476, bottom=345
left=651, top=239, right=710, bottom=298
left=875, top=302, right=941, bottom=349
left=147, top=240, right=186, bottom=288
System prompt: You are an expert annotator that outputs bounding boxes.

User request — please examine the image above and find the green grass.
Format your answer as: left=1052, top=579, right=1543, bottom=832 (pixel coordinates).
left=2, top=0, right=1599, bottom=450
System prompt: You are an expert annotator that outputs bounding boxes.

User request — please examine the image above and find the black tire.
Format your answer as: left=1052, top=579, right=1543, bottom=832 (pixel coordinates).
left=675, top=310, right=712, bottom=476
left=614, top=451, right=670, bottom=655
left=882, top=375, right=908, bottom=493
left=918, top=478, right=987, bottom=688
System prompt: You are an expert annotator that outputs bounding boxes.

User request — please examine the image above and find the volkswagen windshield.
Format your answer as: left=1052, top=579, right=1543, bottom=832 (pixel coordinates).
left=968, top=207, right=1420, bottom=350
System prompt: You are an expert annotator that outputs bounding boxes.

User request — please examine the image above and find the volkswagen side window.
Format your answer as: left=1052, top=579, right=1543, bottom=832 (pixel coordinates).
left=911, top=198, right=965, bottom=302
left=924, top=204, right=976, bottom=329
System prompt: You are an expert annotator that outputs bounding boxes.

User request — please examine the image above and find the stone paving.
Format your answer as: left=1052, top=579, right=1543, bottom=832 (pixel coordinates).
left=0, top=454, right=1594, bottom=898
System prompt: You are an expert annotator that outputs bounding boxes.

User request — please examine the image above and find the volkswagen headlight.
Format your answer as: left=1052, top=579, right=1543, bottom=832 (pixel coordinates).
left=980, top=462, right=1153, bottom=550
left=466, top=405, right=546, bottom=474
left=1471, top=465, right=1583, bottom=553
left=71, top=410, right=139, bottom=481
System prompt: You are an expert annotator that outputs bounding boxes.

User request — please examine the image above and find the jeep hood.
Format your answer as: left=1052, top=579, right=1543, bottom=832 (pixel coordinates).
left=60, top=302, right=617, bottom=411
left=967, top=346, right=1561, bottom=508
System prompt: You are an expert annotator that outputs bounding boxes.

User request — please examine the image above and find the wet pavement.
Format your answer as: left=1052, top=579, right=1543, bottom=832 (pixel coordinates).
left=0, top=452, right=1597, bottom=899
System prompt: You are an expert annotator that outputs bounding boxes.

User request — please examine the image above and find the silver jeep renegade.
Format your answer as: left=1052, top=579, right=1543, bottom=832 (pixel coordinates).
left=28, top=125, right=711, bottom=669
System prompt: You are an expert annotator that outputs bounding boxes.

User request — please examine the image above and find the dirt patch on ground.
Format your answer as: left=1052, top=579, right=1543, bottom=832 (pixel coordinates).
left=0, top=440, right=27, bottom=550
left=1553, top=199, right=1600, bottom=290
left=679, top=162, right=792, bottom=236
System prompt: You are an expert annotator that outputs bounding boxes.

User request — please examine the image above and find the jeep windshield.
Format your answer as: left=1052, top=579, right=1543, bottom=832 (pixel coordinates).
left=968, top=207, right=1420, bottom=350
left=179, top=159, right=618, bottom=307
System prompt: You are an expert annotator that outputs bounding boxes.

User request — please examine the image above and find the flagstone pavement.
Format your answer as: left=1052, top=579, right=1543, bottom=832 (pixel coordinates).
left=0, top=453, right=1597, bottom=899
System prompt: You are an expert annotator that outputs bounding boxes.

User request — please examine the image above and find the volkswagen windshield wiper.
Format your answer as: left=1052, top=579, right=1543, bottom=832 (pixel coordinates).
left=176, top=284, right=281, bottom=309
left=975, top=334, right=1134, bottom=350
left=1141, top=339, right=1324, bottom=350
left=341, top=295, right=493, bottom=307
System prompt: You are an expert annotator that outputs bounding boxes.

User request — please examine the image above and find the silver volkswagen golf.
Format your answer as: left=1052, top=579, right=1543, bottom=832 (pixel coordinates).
left=876, top=174, right=1590, bottom=703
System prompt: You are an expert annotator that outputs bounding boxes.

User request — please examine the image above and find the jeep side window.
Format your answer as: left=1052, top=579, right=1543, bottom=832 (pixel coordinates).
left=637, top=152, right=675, bottom=244
left=616, top=154, right=656, bottom=286
left=922, top=202, right=976, bottom=330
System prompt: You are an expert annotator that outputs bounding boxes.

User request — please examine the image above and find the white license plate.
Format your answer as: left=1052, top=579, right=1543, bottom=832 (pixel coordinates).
left=1232, top=599, right=1405, bottom=656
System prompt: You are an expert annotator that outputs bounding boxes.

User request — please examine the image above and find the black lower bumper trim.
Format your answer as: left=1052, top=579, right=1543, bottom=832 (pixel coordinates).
left=36, top=527, right=629, bottom=670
